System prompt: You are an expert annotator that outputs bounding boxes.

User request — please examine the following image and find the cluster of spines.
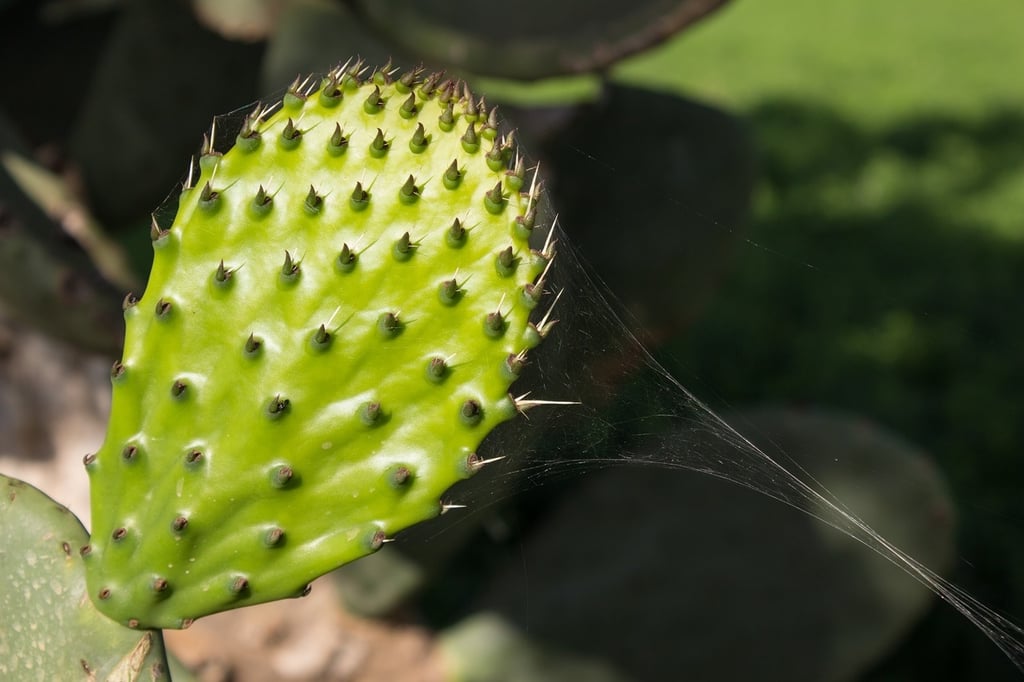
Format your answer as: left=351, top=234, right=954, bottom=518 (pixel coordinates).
left=178, top=60, right=526, bottom=214
left=89, top=60, right=568, bottom=626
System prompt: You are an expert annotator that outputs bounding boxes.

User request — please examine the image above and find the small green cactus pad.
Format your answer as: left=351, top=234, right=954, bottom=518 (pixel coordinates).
left=0, top=475, right=171, bottom=680
left=85, top=62, right=553, bottom=629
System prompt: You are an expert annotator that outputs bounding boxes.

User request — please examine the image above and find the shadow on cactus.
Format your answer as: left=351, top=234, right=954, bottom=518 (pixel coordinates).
left=82, top=61, right=559, bottom=630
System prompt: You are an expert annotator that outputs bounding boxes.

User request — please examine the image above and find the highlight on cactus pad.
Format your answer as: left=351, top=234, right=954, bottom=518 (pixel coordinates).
left=2, top=59, right=1024, bottom=679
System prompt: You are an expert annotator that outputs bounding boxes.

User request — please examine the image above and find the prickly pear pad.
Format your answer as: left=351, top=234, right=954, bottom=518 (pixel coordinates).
left=84, top=63, right=552, bottom=629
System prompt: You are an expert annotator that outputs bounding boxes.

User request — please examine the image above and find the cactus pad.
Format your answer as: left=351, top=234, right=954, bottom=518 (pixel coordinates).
left=0, top=475, right=171, bottom=680
left=85, top=62, right=553, bottom=629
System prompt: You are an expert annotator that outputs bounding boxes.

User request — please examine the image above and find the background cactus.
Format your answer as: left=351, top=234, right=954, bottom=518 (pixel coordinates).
left=342, top=0, right=731, bottom=80
left=84, top=64, right=553, bottom=629
left=435, top=409, right=956, bottom=682
left=0, top=474, right=172, bottom=680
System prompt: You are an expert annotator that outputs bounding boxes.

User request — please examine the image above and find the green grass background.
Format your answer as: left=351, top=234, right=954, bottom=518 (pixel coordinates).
left=608, top=0, right=1024, bottom=679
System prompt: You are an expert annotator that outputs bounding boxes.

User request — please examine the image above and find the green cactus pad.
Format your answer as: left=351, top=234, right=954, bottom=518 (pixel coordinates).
left=85, top=62, right=552, bottom=629
left=0, top=475, right=171, bottom=680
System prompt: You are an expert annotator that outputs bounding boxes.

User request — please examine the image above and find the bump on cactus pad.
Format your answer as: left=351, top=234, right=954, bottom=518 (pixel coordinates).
left=84, top=61, right=554, bottom=629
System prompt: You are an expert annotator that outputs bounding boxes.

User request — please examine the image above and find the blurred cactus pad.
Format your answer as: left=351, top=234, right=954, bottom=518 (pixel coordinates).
left=345, top=0, right=731, bottom=80
left=0, top=475, right=171, bottom=680
left=83, top=63, right=555, bottom=630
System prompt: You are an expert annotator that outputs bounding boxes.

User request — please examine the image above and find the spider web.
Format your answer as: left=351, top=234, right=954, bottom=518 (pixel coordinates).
left=423, top=164, right=1024, bottom=677
left=461, top=219, right=1024, bottom=672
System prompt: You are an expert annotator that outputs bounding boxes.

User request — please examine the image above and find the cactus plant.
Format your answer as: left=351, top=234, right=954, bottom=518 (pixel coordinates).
left=0, top=475, right=172, bottom=680
left=82, top=61, right=555, bottom=630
